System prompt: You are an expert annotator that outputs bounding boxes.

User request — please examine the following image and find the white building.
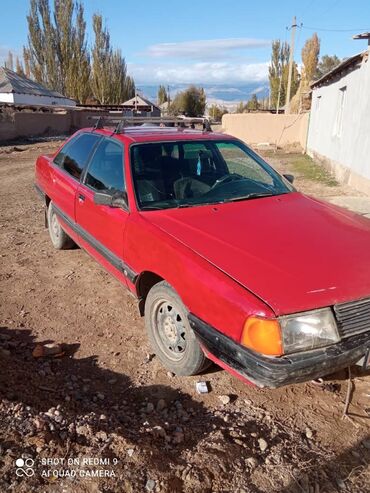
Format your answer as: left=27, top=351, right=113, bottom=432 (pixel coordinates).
left=0, top=67, right=76, bottom=107
left=307, top=40, right=370, bottom=195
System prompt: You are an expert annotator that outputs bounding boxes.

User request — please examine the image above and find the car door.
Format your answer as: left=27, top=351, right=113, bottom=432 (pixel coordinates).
left=51, top=133, right=101, bottom=221
left=76, top=137, right=129, bottom=285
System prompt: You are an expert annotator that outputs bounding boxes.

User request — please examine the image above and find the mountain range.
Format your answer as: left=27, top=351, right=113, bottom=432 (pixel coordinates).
left=138, top=83, right=269, bottom=110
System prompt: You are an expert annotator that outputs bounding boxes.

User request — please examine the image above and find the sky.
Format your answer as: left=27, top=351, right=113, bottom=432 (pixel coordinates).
left=1, top=0, right=369, bottom=90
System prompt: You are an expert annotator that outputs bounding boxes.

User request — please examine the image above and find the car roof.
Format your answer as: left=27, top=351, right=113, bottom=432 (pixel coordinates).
left=79, top=127, right=236, bottom=144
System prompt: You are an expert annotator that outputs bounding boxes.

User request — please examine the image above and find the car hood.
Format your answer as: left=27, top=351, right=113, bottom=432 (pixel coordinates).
left=144, top=192, right=370, bottom=315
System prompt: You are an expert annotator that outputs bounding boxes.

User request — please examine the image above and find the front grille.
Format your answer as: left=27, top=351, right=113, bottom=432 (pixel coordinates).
left=334, top=297, right=370, bottom=339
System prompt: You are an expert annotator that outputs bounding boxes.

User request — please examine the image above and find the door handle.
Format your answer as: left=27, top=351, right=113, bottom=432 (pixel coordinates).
left=78, top=193, right=85, bottom=203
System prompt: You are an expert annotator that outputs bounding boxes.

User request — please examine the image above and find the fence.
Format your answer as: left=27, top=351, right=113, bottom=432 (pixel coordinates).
left=0, top=105, right=115, bottom=142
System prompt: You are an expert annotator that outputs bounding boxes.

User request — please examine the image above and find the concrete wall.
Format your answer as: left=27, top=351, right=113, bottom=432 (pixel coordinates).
left=307, top=53, right=370, bottom=195
left=0, top=107, right=112, bottom=142
left=221, top=112, right=309, bottom=149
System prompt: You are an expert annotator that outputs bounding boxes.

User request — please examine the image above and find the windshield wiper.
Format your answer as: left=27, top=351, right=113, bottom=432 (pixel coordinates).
left=223, top=192, right=277, bottom=203
left=140, top=205, right=165, bottom=210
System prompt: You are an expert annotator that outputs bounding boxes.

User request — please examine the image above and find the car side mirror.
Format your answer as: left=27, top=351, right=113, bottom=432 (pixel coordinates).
left=112, top=191, right=128, bottom=209
left=283, top=174, right=295, bottom=184
left=94, top=191, right=128, bottom=210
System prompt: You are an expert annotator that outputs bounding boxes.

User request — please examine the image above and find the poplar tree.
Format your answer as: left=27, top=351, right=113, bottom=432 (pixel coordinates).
left=5, top=51, right=14, bottom=71
left=157, top=85, right=168, bottom=105
left=269, top=40, right=299, bottom=109
left=124, top=76, right=136, bottom=101
left=91, top=14, right=132, bottom=104
left=23, top=1, right=134, bottom=104
left=24, top=0, right=90, bottom=102
left=302, top=33, right=320, bottom=83
left=91, top=14, right=112, bottom=104
left=23, top=47, right=31, bottom=78
left=15, top=57, right=25, bottom=76
left=109, top=49, right=128, bottom=104
left=70, top=2, right=90, bottom=103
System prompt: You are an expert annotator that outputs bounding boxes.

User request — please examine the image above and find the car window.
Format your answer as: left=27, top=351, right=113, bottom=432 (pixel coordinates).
left=54, top=133, right=100, bottom=180
left=84, top=139, right=124, bottom=193
left=216, top=142, right=274, bottom=186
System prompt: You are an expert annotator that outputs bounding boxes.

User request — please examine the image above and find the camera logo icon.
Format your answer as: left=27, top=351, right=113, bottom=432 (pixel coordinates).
left=15, top=458, right=35, bottom=477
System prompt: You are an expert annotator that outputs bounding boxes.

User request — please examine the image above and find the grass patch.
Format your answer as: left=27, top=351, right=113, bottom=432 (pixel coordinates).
left=286, top=154, right=338, bottom=187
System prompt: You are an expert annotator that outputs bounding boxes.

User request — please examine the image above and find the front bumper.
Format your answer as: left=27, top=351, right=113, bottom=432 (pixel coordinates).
left=189, top=313, right=370, bottom=388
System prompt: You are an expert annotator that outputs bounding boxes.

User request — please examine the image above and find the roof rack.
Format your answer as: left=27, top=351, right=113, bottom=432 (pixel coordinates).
left=88, top=115, right=212, bottom=133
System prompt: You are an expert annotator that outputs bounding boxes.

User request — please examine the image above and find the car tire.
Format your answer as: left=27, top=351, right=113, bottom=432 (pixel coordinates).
left=145, top=281, right=209, bottom=376
left=47, top=202, right=74, bottom=250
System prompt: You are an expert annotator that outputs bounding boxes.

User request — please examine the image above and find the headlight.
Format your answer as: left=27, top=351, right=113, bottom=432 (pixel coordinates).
left=279, top=308, right=340, bottom=354
left=241, top=308, right=340, bottom=356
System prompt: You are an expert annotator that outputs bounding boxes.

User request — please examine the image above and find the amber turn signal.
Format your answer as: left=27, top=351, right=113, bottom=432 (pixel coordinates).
left=241, top=316, right=283, bottom=356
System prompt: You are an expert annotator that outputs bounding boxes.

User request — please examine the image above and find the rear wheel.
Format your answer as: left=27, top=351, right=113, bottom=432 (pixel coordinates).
left=47, top=202, right=74, bottom=250
left=145, top=281, right=209, bottom=375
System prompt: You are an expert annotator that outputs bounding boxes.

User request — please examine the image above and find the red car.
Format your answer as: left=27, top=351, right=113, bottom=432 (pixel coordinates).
left=35, top=117, right=370, bottom=388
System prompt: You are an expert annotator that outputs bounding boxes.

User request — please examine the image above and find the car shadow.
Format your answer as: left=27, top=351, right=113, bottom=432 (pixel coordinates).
left=0, top=325, right=368, bottom=493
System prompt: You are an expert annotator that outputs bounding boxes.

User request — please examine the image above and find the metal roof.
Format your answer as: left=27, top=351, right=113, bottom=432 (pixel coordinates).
left=311, top=50, right=367, bottom=88
left=0, top=67, right=74, bottom=100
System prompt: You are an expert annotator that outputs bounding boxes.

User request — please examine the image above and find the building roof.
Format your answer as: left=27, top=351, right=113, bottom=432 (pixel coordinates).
left=311, top=50, right=367, bottom=88
left=0, top=67, right=74, bottom=100
left=121, top=94, right=160, bottom=110
left=353, top=31, right=370, bottom=41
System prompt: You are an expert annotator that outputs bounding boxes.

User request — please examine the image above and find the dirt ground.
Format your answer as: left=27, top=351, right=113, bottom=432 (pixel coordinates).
left=0, top=140, right=369, bottom=493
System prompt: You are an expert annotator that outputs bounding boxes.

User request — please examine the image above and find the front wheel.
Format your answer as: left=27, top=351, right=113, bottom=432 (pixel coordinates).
left=47, top=202, right=74, bottom=250
left=145, top=281, right=209, bottom=375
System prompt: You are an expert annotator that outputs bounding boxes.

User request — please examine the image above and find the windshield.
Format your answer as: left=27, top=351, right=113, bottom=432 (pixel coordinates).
left=130, top=139, right=293, bottom=210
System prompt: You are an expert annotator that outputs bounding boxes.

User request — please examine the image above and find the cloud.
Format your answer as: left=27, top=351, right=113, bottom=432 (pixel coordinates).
left=128, top=61, right=269, bottom=85
left=206, top=87, right=245, bottom=95
left=145, top=38, right=270, bottom=59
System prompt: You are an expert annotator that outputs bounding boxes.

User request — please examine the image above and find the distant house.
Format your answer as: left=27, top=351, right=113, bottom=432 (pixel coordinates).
left=307, top=35, right=370, bottom=195
left=121, top=94, right=161, bottom=116
left=159, top=101, right=170, bottom=115
left=0, top=67, right=76, bottom=107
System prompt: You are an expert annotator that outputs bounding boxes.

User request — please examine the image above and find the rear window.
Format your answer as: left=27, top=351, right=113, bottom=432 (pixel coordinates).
left=54, top=133, right=101, bottom=180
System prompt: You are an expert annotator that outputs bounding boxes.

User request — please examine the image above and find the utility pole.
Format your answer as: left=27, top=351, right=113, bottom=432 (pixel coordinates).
left=285, top=16, right=297, bottom=114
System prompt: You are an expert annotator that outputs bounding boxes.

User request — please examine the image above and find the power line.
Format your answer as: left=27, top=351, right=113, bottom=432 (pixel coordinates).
left=301, top=25, right=369, bottom=32
left=320, top=0, right=343, bottom=18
